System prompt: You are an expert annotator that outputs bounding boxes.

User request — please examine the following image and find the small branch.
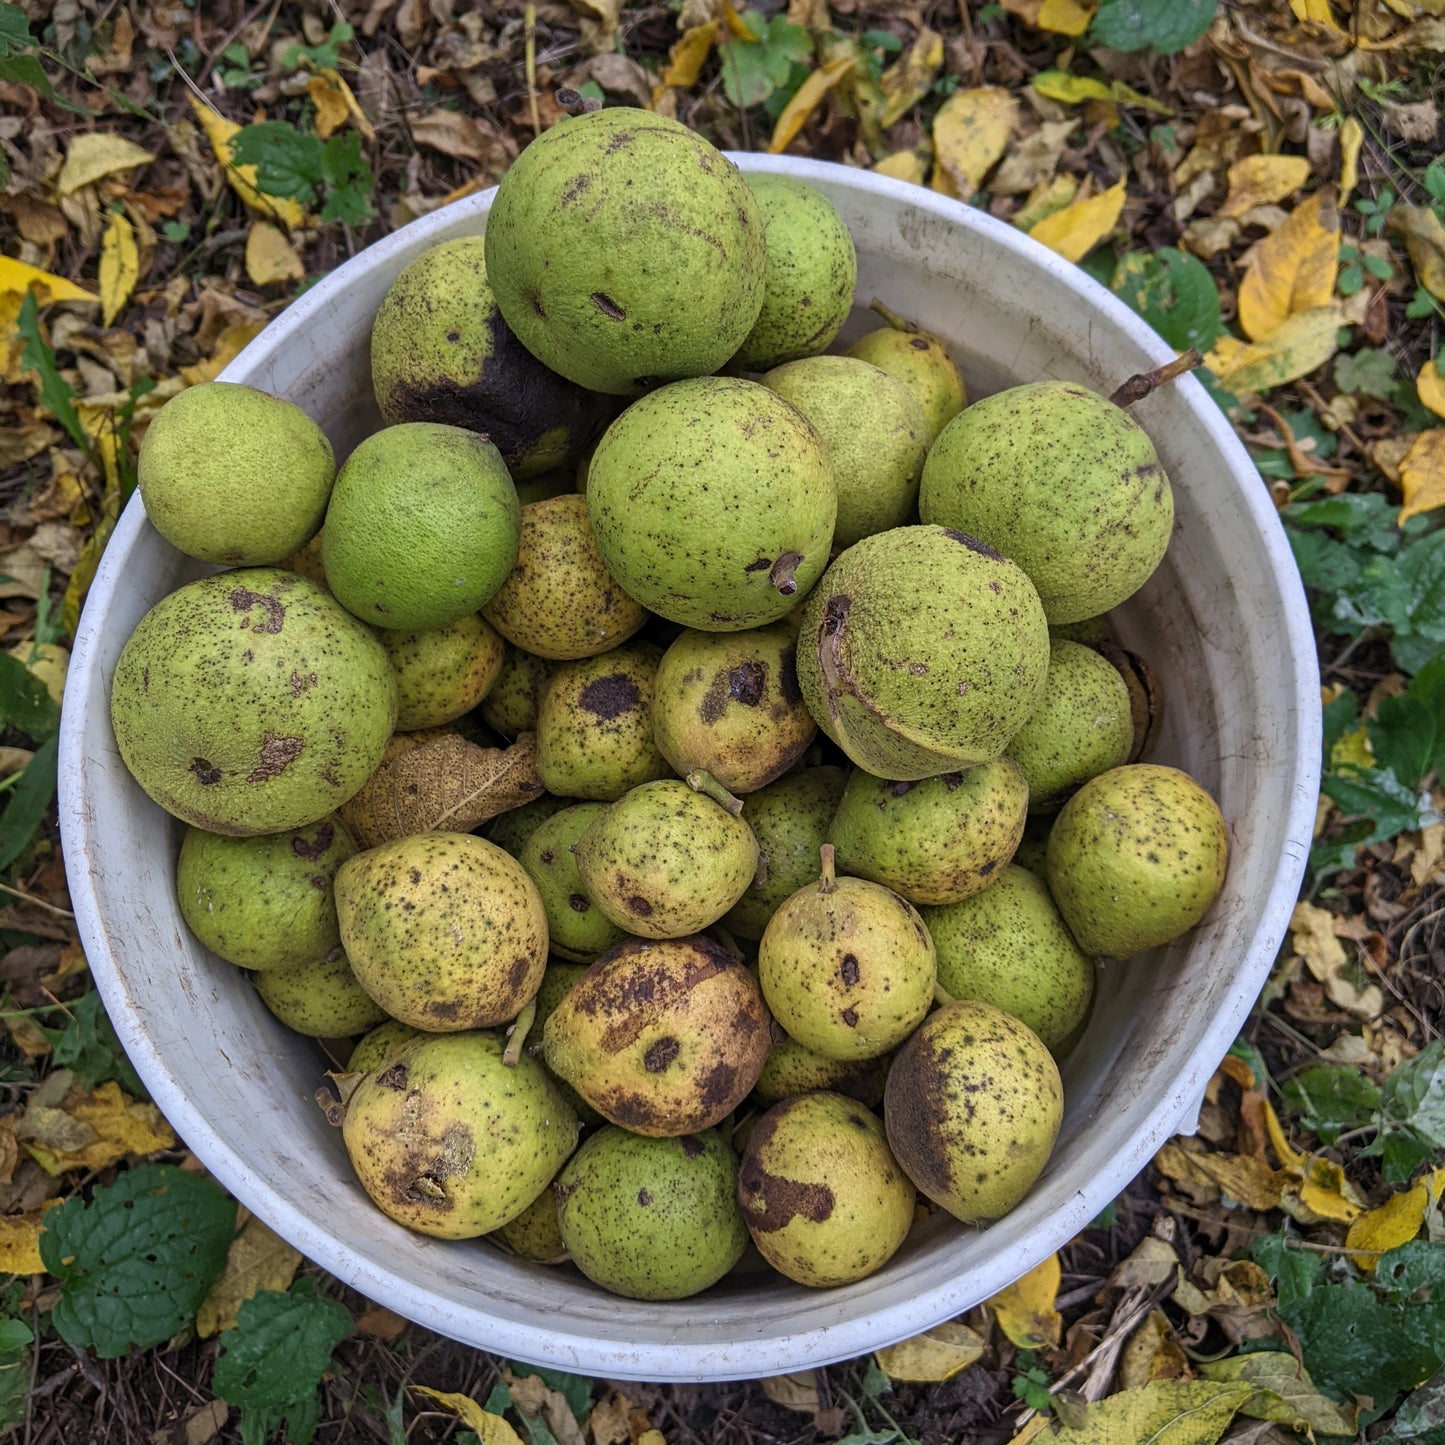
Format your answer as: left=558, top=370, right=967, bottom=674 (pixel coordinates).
left=0, top=882, right=72, bottom=919
left=524, top=4, right=541, bottom=138
left=769, top=552, right=803, bottom=596
left=504, top=998, right=537, bottom=1066
left=686, top=769, right=744, bottom=816
left=867, top=297, right=919, bottom=333
left=819, top=842, right=836, bottom=893
left=1109, top=349, right=1203, bottom=409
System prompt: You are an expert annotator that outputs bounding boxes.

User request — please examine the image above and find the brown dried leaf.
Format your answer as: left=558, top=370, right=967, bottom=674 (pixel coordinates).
left=339, top=733, right=543, bottom=848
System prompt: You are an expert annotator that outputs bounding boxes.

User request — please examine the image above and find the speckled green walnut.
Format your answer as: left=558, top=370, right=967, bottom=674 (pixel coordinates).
left=482, top=494, right=647, bottom=660
left=110, top=568, right=397, bottom=835
left=922, top=866, right=1094, bottom=1052
left=827, top=758, right=1028, bottom=906
left=575, top=780, right=759, bottom=939
left=334, top=831, right=548, bottom=1031
left=738, top=1092, right=914, bottom=1288
left=480, top=646, right=554, bottom=737
left=731, top=175, right=857, bottom=373
left=370, top=236, right=614, bottom=480
left=920, top=381, right=1174, bottom=625
left=652, top=624, right=816, bottom=795
left=885, top=1000, right=1063, bottom=1224
left=492, top=1184, right=568, bottom=1264
left=534, top=641, right=671, bottom=800
left=348, top=1019, right=425, bottom=1074
left=541, top=934, right=771, bottom=1136
left=380, top=613, right=505, bottom=731
left=759, top=852, right=935, bottom=1061
left=1007, top=639, right=1135, bottom=812
left=256, top=952, right=386, bottom=1037
left=322, top=422, right=520, bottom=631
left=177, top=816, right=357, bottom=969
left=753, top=1036, right=889, bottom=1109
left=795, top=526, right=1049, bottom=781
left=761, top=356, right=930, bottom=548
left=556, top=1127, right=748, bottom=1300
left=845, top=326, right=966, bottom=446
left=587, top=377, right=836, bottom=631
left=519, top=804, right=627, bottom=962
left=484, top=107, right=765, bottom=395
left=1045, top=764, right=1229, bottom=958
left=342, top=1031, right=579, bottom=1240
left=138, top=382, right=334, bottom=565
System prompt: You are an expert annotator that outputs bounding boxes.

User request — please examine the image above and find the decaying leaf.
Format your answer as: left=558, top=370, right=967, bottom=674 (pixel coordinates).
left=245, top=222, right=306, bottom=288
left=1217, top=155, right=1312, bottom=218
left=1027, top=175, right=1127, bottom=262
left=1200, top=1352, right=1359, bottom=1438
left=17, top=1077, right=174, bottom=1176
left=1204, top=306, right=1346, bottom=396
left=307, top=69, right=375, bottom=141
left=411, top=1387, right=524, bottom=1444
left=98, top=208, right=139, bottom=327
left=339, top=732, right=543, bottom=847
left=1034, top=1379, right=1255, bottom=1444
left=768, top=56, right=855, bottom=154
left=654, top=21, right=718, bottom=99
left=1036, top=0, right=1098, bottom=36
left=1338, top=117, right=1364, bottom=206
left=992, top=119, right=1076, bottom=195
left=504, top=1370, right=587, bottom=1445
left=931, top=87, right=1018, bottom=201
left=0, top=1199, right=61, bottom=1275
left=1288, top=900, right=1385, bottom=1019
left=874, top=149, right=930, bottom=184
left=1346, top=1166, right=1445, bottom=1266
left=1390, top=204, right=1445, bottom=302
left=190, top=98, right=308, bottom=229
left=0, top=257, right=99, bottom=306
left=988, top=1253, right=1063, bottom=1348
left=1418, top=360, right=1445, bottom=419
left=56, top=133, right=155, bottom=196
left=873, top=1320, right=986, bottom=1382
left=1236, top=188, right=1339, bottom=342
left=1031, top=71, right=1169, bottom=114
left=1120, top=1309, right=1190, bottom=1390
left=876, top=27, right=945, bottom=128
left=1399, top=428, right=1445, bottom=524
left=759, top=1372, right=822, bottom=1412
left=196, top=1214, right=304, bottom=1337
left=1155, top=1140, right=1287, bottom=1211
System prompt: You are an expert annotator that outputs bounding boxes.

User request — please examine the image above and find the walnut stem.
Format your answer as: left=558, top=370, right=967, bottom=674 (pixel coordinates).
left=819, top=842, right=837, bottom=893
left=769, top=551, right=803, bottom=596
left=503, top=998, right=537, bottom=1067
left=686, top=769, right=744, bottom=815
left=934, top=981, right=958, bottom=1007
left=1109, top=348, right=1203, bottom=409
left=867, top=297, right=920, bottom=333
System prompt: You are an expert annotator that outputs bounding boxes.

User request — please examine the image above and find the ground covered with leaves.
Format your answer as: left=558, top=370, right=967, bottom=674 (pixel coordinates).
left=2, top=0, right=1445, bottom=1441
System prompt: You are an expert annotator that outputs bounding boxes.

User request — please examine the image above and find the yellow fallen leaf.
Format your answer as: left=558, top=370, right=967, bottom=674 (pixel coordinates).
left=1285, top=898, right=1384, bottom=1018
left=1027, top=175, right=1127, bottom=263
left=0, top=1200, right=61, bottom=1274
left=1399, top=428, right=1445, bottom=524
left=178, top=320, right=266, bottom=388
left=99, top=208, right=139, bottom=327
left=931, top=86, right=1019, bottom=201
left=874, top=1320, right=986, bottom=1382
left=196, top=1215, right=303, bottom=1336
left=767, top=56, right=855, bottom=155
left=1339, top=117, right=1363, bottom=207
left=1040, top=1379, right=1255, bottom=1444
left=1014, top=174, right=1078, bottom=230
left=307, top=69, right=374, bottom=142
left=1237, top=188, right=1339, bottom=341
left=1418, top=359, right=1445, bottom=418
left=1390, top=204, right=1445, bottom=302
left=1290, top=0, right=1344, bottom=28
left=1036, top=0, right=1098, bottom=35
left=1156, top=1142, right=1287, bottom=1210
left=873, top=150, right=929, bottom=185
left=989, top=1254, right=1062, bottom=1348
left=1120, top=1310, right=1190, bottom=1391
left=191, top=97, right=308, bottom=230
left=1204, top=306, right=1345, bottom=396
left=1218, top=154, right=1312, bottom=218
left=1031, top=71, right=1170, bottom=114
left=245, top=221, right=305, bottom=287
left=877, top=27, right=944, bottom=128
left=21, top=1081, right=175, bottom=1176
left=57, top=132, right=155, bottom=196
left=1284, top=1156, right=1365, bottom=1225
left=1347, top=1182, right=1430, bottom=1265
left=0, top=255, right=98, bottom=305
left=1331, top=724, right=1374, bottom=771
left=655, top=21, right=717, bottom=96
left=412, top=1388, right=525, bottom=1444
left=637, top=1434, right=665, bottom=1445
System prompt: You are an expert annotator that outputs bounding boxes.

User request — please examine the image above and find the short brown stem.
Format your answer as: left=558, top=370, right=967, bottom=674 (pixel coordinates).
left=687, top=769, right=745, bottom=815
left=867, top=297, right=920, bottom=333
left=769, top=551, right=803, bottom=596
left=1109, top=348, right=1203, bottom=409
left=819, top=842, right=836, bottom=893
left=503, top=998, right=537, bottom=1066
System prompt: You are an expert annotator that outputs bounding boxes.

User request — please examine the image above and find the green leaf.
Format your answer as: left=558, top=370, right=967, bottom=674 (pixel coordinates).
left=40, top=1163, right=236, bottom=1358
left=318, top=131, right=375, bottom=225
left=1394, top=534, right=1445, bottom=672
left=1320, top=764, right=1435, bottom=843
left=1376, top=1126, right=1441, bottom=1184
left=0, top=5, right=31, bottom=55
left=1112, top=248, right=1223, bottom=353
left=51, top=988, right=145, bottom=1095
left=0, top=650, right=59, bottom=740
left=0, top=1315, right=31, bottom=1435
left=1280, top=1062, right=1381, bottom=1144
left=282, top=20, right=353, bottom=72
left=1089, top=0, right=1217, bottom=54
left=0, top=51, right=56, bottom=99
left=1335, top=347, right=1399, bottom=399
left=1394, top=1368, right=1445, bottom=1440
left=718, top=15, right=812, bottom=108
left=17, top=291, right=88, bottom=454
left=229, top=121, right=323, bottom=202
left=1321, top=688, right=1360, bottom=765
left=1382, top=1042, right=1445, bottom=1149
left=214, top=1279, right=354, bottom=1445
left=1251, top=1229, right=1321, bottom=1316
left=0, top=731, right=57, bottom=874
left=1369, top=654, right=1445, bottom=787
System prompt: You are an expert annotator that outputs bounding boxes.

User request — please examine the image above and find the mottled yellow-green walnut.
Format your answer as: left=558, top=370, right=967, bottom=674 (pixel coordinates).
left=255, top=952, right=387, bottom=1037
left=758, top=850, right=935, bottom=1061
left=322, top=422, right=521, bottom=631
left=845, top=326, right=966, bottom=445
left=761, top=356, right=930, bottom=549
left=1007, top=640, right=1135, bottom=812
left=492, top=1181, right=569, bottom=1264
left=109, top=568, right=397, bottom=835
left=482, top=494, right=647, bottom=660
left=1046, top=764, right=1229, bottom=957
left=920, top=382, right=1174, bottom=624
left=334, top=831, right=548, bottom=1031
left=730, top=175, right=857, bottom=373
left=519, top=803, right=627, bottom=962
left=575, top=779, right=760, bottom=939
left=380, top=613, right=505, bottom=731
left=485, top=793, right=574, bottom=857
left=370, top=236, right=615, bottom=480
left=753, top=1036, right=889, bottom=1109
left=348, top=1019, right=425, bottom=1074
left=342, top=1031, right=579, bottom=1239
left=587, top=377, right=836, bottom=631
left=795, top=527, right=1050, bottom=781
left=534, top=641, right=672, bottom=800
left=827, top=758, right=1028, bottom=906
left=138, top=381, right=335, bottom=565
left=922, top=866, right=1094, bottom=1052
left=176, top=815, right=357, bottom=970
left=652, top=624, right=815, bottom=795
left=555, top=1127, right=747, bottom=1300
left=722, top=765, right=846, bottom=940
left=541, top=934, right=771, bottom=1136
left=531, top=960, right=602, bottom=1125
left=738, top=1092, right=914, bottom=1288
left=282, top=530, right=327, bottom=585
left=480, top=646, right=554, bottom=737
left=884, top=1000, right=1063, bottom=1223
left=484, top=108, right=766, bottom=395
left=1011, top=816, right=1051, bottom=877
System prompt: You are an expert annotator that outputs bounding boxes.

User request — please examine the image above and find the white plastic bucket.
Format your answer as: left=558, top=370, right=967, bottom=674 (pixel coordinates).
left=58, top=156, right=1319, bottom=1382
